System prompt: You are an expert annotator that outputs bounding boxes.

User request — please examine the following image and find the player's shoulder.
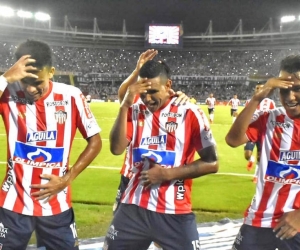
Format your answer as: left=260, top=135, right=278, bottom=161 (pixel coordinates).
left=52, top=82, right=82, bottom=95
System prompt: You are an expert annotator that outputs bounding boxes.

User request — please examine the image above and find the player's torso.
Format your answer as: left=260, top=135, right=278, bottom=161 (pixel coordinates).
left=123, top=99, right=202, bottom=214
left=246, top=108, right=300, bottom=227
left=0, top=82, right=85, bottom=215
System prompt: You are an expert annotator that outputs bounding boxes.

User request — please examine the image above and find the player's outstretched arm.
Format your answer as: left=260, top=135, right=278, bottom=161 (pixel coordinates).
left=225, top=76, right=293, bottom=147
left=118, top=49, right=157, bottom=102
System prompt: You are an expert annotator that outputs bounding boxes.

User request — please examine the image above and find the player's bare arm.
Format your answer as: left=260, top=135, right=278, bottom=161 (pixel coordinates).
left=226, top=76, right=294, bottom=147
left=0, top=55, right=38, bottom=97
left=30, top=133, right=102, bottom=202
left=110, top=79, right=151, bottom=155
left=118, top=49, right=158, bottom=102
left=140, top=145, right=218, bottom=189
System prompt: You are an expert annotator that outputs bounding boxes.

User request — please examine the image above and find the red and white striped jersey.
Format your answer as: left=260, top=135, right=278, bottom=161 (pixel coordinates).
left=245, top=98, right=276, bottom=112
left=256, top=98, right=276, bottom=112
left=228, top=98, right=240, bottom=109
left=121, top=97, right=216, bottom=214
left=244, top=107, right=300, bottom=228
left=0, top=81, right=101, bottom=216
left=205, top=97, right=216, bottom=109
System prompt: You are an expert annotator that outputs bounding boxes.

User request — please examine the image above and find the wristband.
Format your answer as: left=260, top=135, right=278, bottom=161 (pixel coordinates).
left=0, top=75, right=8, bottom=92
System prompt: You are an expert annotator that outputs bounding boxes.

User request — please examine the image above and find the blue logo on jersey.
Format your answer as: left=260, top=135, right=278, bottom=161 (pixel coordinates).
left=133, top=148, right=176, bottom=166
left=265, top=160, right=300, bottom=185
left=13, top=142, right=64, bottom=168
left=140, top=135, right=166, bottom=146
left=26, top=131, right=57, bottom=142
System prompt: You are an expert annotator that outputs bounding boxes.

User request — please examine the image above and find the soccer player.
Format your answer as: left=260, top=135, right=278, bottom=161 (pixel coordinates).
left=225, top=54, right=300, bottom=249
left=113, top=49, right=190, bottom=250
left=105, top=60, right=218, bottom=250
left=0, top=40, right=102, bottom=249
left=244, top=83, right=276, bottom=183
left=227, top=94, right=240, bottom=123
left=205, top=93, right=216, bottom=123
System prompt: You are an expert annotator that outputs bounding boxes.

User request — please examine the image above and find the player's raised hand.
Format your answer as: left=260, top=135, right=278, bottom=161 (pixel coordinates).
left=3, top=55, right=38, bottom=83
left=136, top=49, right=158, bottom=71
left=121, top=77, right=151, bottom=108
left=253, top=76, right=294, bottom=102
left=170, top=90, right=190, bottom=105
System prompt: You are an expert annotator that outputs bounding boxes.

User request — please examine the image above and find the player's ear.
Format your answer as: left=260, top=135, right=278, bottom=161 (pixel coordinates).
left=48, top=67, right=55, bottom=79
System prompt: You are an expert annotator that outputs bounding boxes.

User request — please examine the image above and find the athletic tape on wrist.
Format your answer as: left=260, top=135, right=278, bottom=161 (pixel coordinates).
left=0, top=75, right=8, bottom=92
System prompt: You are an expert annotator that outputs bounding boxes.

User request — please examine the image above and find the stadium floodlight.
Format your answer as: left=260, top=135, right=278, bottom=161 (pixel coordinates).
left=280, top=15, right=296, bottom=23
left=17, top=10, right=33, bottom=19
left=34, top=12, right=50, bottom=21
left=0, top=6, right=14, bottom=17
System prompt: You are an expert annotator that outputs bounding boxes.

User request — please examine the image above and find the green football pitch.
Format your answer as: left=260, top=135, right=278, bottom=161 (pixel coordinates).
left=0, top=102, right=256, bottom=240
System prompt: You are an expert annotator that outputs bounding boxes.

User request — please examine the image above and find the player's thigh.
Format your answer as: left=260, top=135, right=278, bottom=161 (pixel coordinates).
left=104, top=204, right=152, bottom=250
left=152, top=212, right=200, bottom=250
left=232, top=224, right=277, bottom=250
left=0, top=207, right=34, bottom=250
left=35, top=208, right=79, bottom=250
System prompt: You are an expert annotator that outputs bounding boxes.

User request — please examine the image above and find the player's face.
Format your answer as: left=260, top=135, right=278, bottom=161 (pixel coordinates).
left=210, top=94, right=213, bottom=98
left=279, top=70, right=300, bottom=118
left=20, top=67, right=54, bottom=102
left=140, top=76, right=171, bottom=112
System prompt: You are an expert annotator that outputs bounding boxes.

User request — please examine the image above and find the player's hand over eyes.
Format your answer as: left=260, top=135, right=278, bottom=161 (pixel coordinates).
left=3, top=55, right=38, bottom=83
left=170, top=90, right=189, bottom=105
left=30, top=174, right=68, bottom=203
left=273, top=209, right=300, bottom=240
left=253, top=77, right=294, bottom=102
left=121, top=78, right=151, bottom=108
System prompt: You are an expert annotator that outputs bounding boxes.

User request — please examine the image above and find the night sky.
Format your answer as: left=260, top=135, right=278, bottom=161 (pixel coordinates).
left=3, top=0, right=300, bottom=33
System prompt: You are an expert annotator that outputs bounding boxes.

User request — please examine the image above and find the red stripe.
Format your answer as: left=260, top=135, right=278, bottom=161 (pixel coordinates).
left=253, top=182, right=275, bottom=227
left=48, top=168, right=62, bottom=214
left=35, top=100, right=47, bottom=147
left=156, top=182, right=170, bottom=213
left=30, top=167, right=43, bottom=216
left=148, top=111, right=160, bottom=150
left=16, top=91, right=27, bottom=143
left=134, top=104, right=147, bottom=148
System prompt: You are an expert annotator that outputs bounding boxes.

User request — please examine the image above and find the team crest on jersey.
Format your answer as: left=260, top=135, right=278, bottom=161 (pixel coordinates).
left=141, top=135, right=166, bottom=146
left=27, top=131, right=57, bottom=142
left=54, top=110, right=67, bottom=124
left=165, top=121, right=178, bottom=133
left=265, top=160, right=300, bottom=185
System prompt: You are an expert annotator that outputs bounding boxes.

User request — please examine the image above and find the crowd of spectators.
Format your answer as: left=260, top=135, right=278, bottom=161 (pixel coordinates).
left=0, top=42, right=297, bottom=102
